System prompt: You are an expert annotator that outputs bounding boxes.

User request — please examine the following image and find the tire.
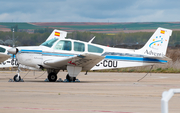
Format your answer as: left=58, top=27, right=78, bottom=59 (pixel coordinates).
left=66, top=74, right=76, bottom=82
left=48, top=72, right=57, bottom=82
left=13, top=74, right=21, bottom=82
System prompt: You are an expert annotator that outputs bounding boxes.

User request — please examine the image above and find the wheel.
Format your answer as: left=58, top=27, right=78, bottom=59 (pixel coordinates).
left=48, top=72, right=57, bottom=82
left=66, top=74, right=76, bottom=82
left=13, top=74, right=21, bottom=82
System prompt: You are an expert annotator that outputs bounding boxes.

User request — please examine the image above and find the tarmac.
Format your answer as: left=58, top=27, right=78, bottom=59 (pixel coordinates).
left=0, top=71, right=180, bottom=113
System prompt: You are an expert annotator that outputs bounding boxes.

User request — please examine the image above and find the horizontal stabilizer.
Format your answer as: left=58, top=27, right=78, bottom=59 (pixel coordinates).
left=143, top=56, right=172, bottom=61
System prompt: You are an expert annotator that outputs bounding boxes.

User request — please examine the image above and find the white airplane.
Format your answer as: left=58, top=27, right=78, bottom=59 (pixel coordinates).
left=0, top=45, right=18, bottom=68
left=8, top=27, right=172, bottom=82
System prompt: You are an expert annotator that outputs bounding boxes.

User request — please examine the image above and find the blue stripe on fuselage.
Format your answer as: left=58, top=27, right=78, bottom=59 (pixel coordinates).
left=20, top=50, right=42, bottom=53
left=105, top=55, right=167, bottom=63
left=19, top=50, right=75, bottom=57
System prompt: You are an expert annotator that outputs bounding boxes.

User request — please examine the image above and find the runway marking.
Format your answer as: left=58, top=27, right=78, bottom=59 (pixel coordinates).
left=0, top=107, right=134, bottom=113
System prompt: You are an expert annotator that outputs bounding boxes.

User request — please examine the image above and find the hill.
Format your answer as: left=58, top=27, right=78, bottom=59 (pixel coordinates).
left=1, top=22, right=180, bottom=33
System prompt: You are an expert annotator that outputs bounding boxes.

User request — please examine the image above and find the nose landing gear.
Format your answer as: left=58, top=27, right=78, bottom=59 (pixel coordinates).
left=11, top=66, right=23, bottom=82
left=13, top=74, right=21, bottom=82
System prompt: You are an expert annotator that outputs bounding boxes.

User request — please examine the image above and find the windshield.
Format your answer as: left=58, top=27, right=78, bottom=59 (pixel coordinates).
left=41, top=38, right=58, bottom=47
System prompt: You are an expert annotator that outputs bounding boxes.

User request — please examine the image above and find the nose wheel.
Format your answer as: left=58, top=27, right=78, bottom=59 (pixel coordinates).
left=13, top=74, right=21, bottom=82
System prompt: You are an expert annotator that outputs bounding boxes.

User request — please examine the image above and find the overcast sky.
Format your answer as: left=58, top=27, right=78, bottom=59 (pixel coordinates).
left=0, top=0, right=180, bottom=22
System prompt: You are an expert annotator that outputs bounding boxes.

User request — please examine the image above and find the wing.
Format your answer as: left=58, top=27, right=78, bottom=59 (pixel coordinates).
left=0, top=53, right=11, bottom=63
left=43, top=53, right=104, bottom=70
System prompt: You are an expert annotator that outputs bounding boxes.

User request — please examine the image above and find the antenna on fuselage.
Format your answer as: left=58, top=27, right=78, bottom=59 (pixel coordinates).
left=88, top=36, right=96, bottom=43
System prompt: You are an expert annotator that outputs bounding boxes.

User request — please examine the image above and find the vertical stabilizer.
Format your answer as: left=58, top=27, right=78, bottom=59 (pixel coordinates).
left=46, top=29, right=67, bottom=41
left=138, top=27, right=172, bottom=57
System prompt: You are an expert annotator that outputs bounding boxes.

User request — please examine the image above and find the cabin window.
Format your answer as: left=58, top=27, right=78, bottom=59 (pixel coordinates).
left=0, top=47, right=6, bottom=53
left=41, top=38, right=58, bottom=48
left=54, top=40, right=72, bottom=51
left=74, top=42, right=85, bottom=52
left=88, top=44, right=103, bottom=53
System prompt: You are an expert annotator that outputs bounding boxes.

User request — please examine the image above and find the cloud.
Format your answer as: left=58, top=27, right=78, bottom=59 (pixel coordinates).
left=0, top=0, right=179, bottom=22
left=0, top=13, right=10, bottom=21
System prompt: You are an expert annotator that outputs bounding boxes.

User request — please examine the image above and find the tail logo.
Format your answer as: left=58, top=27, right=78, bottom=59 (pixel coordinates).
left=149, top=36, right=163, bottom=50
left=149, top=30, right=167, bottom=50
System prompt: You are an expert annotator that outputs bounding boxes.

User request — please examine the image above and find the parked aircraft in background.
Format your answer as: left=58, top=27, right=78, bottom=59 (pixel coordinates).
left=0, top=45, right=17, bottom=68
left=8, top=28, right=172, bottom=82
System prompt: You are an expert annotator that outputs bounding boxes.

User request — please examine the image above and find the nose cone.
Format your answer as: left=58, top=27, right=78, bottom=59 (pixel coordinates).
left=8, top=48, right=18, bottom=54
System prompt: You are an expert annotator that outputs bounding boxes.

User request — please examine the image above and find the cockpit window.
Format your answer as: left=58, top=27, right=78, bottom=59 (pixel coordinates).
left=74, top=42, right=85, bottom=52
left=88, top=44, right=103, bottom=53
left=0, top=47, right=5, bottom=53
left=54, top=40, right=72, bottom=51
left=41, top=38, right=58, bottom=48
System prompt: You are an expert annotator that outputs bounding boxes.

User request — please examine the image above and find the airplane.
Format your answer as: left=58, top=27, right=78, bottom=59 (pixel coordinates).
left=0, top=45, right=18, bottom=68
left=8, top=27, right=172, bottom=82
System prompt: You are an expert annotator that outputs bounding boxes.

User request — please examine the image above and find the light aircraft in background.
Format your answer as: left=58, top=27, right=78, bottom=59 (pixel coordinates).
left=8, top=27, right=172, bottom=82
left=0, top=45, right=17, bottom=68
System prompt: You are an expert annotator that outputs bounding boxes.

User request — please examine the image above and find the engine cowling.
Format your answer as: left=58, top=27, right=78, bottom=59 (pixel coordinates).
left=7, top=48, right=19, bottom=55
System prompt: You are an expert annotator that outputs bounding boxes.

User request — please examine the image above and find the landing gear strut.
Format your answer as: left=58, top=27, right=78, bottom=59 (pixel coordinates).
left=66, top=74, right=76, bottom=82
left=48, top=72, right=57, bottom=82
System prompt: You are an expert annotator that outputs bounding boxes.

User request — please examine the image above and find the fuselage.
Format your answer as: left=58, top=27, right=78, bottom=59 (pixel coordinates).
left=15, top=38, right=167, bottom=71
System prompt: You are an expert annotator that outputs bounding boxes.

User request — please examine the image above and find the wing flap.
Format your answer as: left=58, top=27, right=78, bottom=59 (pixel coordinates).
left=72, top=53, right=104, bottom=70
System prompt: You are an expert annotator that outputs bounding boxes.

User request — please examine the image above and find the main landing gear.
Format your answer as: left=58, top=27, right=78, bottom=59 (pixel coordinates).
left=46, top=69, right=59, bottom=82
left=46, top=67, right=81, bottom=82
left=66, top=74, right=76, bottom=82
left=48, top=72, right=57, bottom=82
left=47, top=73, right=77, bottom=82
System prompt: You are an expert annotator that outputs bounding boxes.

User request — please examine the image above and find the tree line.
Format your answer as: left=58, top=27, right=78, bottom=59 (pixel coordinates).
left=0, top=28, right=180, bottom=47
